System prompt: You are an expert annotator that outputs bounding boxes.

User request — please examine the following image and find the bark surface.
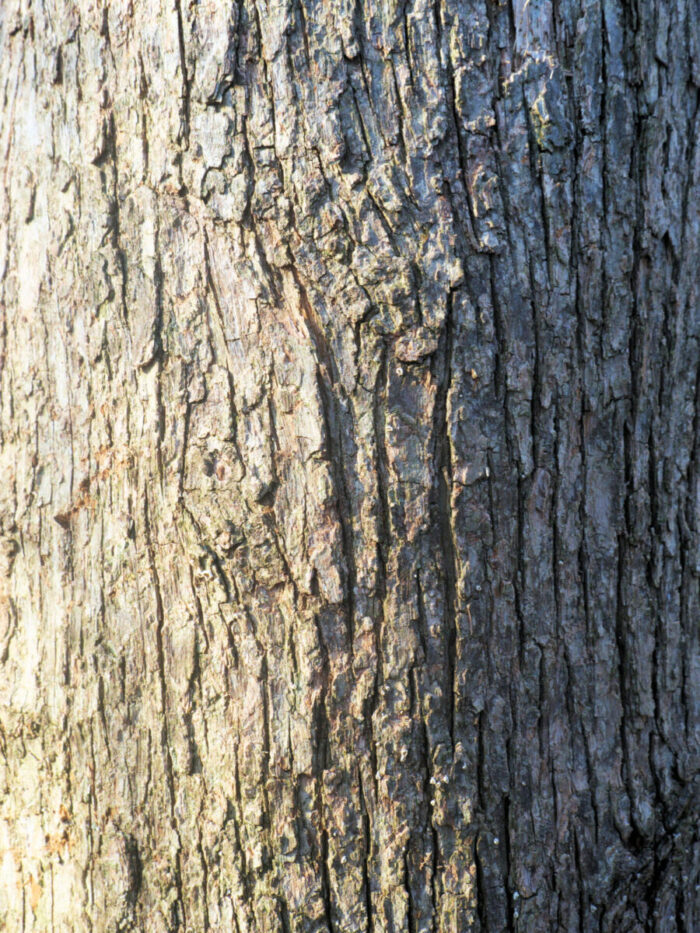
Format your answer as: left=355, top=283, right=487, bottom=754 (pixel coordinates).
left=0, top=0, right=698, bottom=930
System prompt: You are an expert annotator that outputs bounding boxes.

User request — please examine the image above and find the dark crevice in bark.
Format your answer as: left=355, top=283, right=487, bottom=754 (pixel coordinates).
left=365, top=187, right=399, bottom=242
left=551, top=395, right=562, bottom=627
left=311, top=608, right=333, bottom=933
left=153, top=355, right=166, bottom=491
left=370, top=341, right=389, bottom=778
left=502, top=795, right=516, bottom=933
left=600, top=2, right=610, bottom=351
left=679, top=89, right=700, bottom=258
left=415, top=570, right=429, bottom=665
left=357, top=766, right=375, bottom=933
left=99, top=112, right=129, bottom=327
left=231, top=751, right=253, bottom=907
left=432, top=291, right=457, bottom=748
left=398, top=7, right=414, bottom=89
left=476, top=710, right=486, bottom=813
left=474, top=833, right=488, bottom=932
left=174, top=0, right=190, bottom=151
left=488, top=256, right=507, bottom=401
left=258, top=651, right=272, bottom=834
left=680, top=358, right=700, bottom=746
left=615, top=529, right=637, bottom=840
left=294, top=0, right=312, bottom=71
left=388, top=57, right=408, bottom=166
left=537, top=649, right=546, bottom=762
left=419, top=708, right=440, bottom=933
left=137, top=53, right=150, bottom=178
left=505, top=0, right=517, bottom=64
left=320, top=825, right=336, bottom=933
left=278, top=896, right=292, bottom=933
left=573, top=827, right=589, bottom=926
left=143, top=490, right=187, bottom=930
left=95, top=672, right=112, bottom=763
left=443, top=66, right=481, bottom=253
left=197, top=828, right=211, bottom=931
left=522, top=87, right=553, bottom=289
left=315, top=367, right=356, bottom=649
left=525, top=252, right=543, bottom=469
left=202, top=231, right=246, bottom=476
left=189, top=565, right=209, bottom=651
left=403, top=848, right=416, bottom=933
left=515, top=474, right=527, bottom=666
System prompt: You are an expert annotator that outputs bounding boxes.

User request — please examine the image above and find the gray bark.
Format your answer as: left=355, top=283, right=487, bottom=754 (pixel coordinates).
left=0, top=0, right=698, bottom=930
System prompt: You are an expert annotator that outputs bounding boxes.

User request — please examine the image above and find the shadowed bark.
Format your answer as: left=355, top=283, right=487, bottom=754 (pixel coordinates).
left=0, top=0, right=698, bottom=930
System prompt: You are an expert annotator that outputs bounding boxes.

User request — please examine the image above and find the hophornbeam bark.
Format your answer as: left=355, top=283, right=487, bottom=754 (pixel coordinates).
left=0, top=0, right=698, bottom=930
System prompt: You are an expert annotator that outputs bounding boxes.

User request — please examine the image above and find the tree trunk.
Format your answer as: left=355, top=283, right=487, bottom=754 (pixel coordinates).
left=0, top=0, right=698, bottom=930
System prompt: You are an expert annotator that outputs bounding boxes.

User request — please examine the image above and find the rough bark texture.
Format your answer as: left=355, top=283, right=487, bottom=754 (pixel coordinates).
left=0, top=0, right=698, bottom=930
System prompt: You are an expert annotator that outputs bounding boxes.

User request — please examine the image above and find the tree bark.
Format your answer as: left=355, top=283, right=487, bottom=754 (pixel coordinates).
left=0, top=0, right=698, bottom=930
